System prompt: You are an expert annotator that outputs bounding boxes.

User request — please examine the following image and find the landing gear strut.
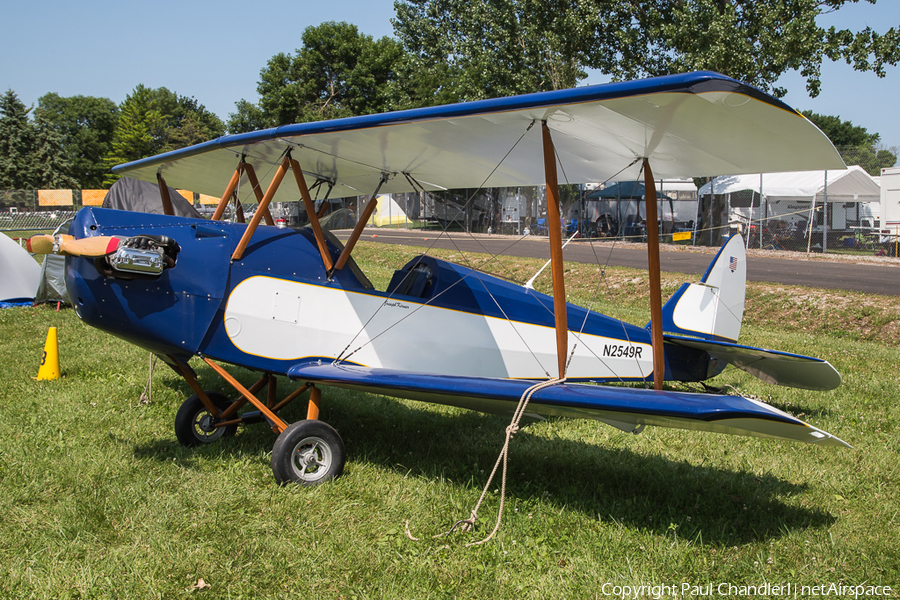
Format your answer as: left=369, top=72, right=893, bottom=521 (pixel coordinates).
left=166, top=355, right=345, bottom=485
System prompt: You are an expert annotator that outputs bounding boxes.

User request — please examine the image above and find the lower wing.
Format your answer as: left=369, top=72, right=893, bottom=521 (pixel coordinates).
left=288, top=362, right=849, bottom=448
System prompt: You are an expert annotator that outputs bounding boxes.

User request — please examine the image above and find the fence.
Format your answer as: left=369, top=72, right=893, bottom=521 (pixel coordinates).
left=0, top=188, right=211, bottom=233
left=4, top=184, right=896, bottom=257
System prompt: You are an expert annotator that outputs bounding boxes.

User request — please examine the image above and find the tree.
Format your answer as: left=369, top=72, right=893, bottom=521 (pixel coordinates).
left=393, top=0, right=900, bottom=100
left=37, top=93, right=119, bottom=189
left=802, top=110, right=897, bottom=174
left=0, top=90, right=36, bottom=189
left=617, top=0, right=900, bottom=98
left=234, top=22, right=407, bottom=129
left=837, top=145, right=897, bottom=174
left=802, top=110, right=880, bottom=147
left=104, top=85, right=225, bottom=186
left=393, top=0, right=601, bottom=100
left=227, top=100, right=271, bottom=134
left=31, top=109, right=79, bottom=189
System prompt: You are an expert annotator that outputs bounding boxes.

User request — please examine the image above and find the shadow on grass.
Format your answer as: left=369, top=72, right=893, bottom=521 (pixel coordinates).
left=130, top=379, right=835, bottom=547
left=764, top=400, right=834, bottom=419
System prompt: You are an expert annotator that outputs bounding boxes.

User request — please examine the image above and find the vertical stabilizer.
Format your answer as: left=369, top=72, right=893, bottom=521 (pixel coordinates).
left=659, top=234, right=746, bottom=342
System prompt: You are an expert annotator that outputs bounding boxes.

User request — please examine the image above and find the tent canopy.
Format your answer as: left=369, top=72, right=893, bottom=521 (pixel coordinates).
left=369, top=195, right=408, bottom=226
left=698, top=166, right=880, bottom=203
left=587, top=181, right=645, bottom=200
left=586, top=181, right=677, bottom=200
left=1, top=233, right=40, bottom=302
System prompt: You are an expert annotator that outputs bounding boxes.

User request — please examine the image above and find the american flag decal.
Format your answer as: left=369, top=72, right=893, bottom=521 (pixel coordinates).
left=729, top=256, right=738, bottom=272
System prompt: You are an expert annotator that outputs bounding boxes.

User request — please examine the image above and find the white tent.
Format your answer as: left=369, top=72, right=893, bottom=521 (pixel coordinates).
left=368, top=195, right=409, bottom=227
left=698, top=166, right=881, bottom=232
left=698, top=166, right=880, bottom=203
left=1, top=233, right=41, bottom=303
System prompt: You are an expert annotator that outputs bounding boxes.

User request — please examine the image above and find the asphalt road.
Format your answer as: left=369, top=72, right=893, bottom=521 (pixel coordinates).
left=335, top=229, right=900, bottom=297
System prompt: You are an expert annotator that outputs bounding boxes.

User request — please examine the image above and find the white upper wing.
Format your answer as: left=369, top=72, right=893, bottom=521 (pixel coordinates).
left=113, top=71, right=844, bottom=202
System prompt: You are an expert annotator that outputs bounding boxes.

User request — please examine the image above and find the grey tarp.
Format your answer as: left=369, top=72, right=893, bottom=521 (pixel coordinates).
left=35, top=178, right=203, bottom=305
left=34, top=220, right=70, bottom=305
left=102, top=177, right=202, bottom=218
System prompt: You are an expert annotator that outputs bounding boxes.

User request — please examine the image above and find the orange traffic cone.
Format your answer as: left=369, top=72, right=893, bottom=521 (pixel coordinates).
left=35, top=327, right=60, bottom=380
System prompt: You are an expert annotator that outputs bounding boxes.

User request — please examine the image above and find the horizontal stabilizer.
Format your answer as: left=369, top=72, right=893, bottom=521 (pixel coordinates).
left=666, top=336, right=842, bottom=391
left=288, top=362, right=848, bottom=448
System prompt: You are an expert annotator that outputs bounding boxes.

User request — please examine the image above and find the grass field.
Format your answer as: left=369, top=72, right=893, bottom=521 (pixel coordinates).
left=1, top=240, right=898, bottom=599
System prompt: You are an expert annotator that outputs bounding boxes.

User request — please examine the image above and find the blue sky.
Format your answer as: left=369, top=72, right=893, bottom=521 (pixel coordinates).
left=3, top=0, right=898, bottom=149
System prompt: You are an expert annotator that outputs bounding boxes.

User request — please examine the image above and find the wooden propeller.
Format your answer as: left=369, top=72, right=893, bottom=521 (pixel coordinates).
left=26, top=234, right=121, bottom=257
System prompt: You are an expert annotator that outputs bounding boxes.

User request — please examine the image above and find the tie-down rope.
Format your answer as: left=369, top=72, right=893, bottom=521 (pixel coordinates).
left=406, top=376, right=566, bottom=545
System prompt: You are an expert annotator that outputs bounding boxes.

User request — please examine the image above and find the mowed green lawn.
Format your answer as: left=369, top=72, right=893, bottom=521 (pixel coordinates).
left=1, top=240, right=898, bottom=599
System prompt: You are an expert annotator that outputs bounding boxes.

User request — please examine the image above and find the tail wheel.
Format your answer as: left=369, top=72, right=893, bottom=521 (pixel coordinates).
left=271, top=420, right=345, bottom=485
left=174, top=391, right=238, bottom=447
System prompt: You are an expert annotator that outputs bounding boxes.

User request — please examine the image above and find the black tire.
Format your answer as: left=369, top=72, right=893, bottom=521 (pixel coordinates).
left=174, top=391, right=238, bottom=447
left=271, top=420, right=345, bottom=486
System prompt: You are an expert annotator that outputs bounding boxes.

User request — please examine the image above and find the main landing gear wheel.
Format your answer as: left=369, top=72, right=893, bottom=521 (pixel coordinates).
left=271, top=420, right=345, bottom=486
left=174, top=391, right=238, bottom=447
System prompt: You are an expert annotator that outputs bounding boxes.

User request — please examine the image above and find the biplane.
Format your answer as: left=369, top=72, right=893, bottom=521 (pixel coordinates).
left=29, top=71, right=849, bottom=486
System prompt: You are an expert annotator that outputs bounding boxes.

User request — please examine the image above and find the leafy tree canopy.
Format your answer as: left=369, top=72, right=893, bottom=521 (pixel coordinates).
left=229, top=22, right=406, bottom=132
left=393, top=0, right=900, bottom=100
left=32, top=108, right=79, bottom=189
left=802, top=110, right=896, bottom=174
left=37, top=93, right=119, bottom=189
left=838, top=145, right=897, bottom=175
left=227, top=100, right=270, bottom=135
left=393, top=0, right=599, bottom=99
left=0, top=90, right=83, bottom=190
left=619, top=0, right=900, bottom=98
left=802, top=110, right=880, bottom=147
left=0, top=89, right=36, bottom=190
left=104, top=85, right=224, bottom=186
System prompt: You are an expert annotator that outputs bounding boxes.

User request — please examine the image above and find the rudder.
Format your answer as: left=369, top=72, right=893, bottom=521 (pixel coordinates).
left=658, top=234, right=746, bottom=342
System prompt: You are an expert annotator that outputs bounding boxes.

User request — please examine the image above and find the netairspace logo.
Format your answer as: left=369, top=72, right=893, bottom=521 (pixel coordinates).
left=598, top=582, right=894, bottom=599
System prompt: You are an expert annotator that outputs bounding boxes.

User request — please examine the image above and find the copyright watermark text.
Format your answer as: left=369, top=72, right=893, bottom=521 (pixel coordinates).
left=599, top=582, right=894, bottom=598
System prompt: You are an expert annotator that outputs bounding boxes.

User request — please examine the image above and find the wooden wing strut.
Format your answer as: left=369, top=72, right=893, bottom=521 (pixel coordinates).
left=332, top=174, right=388, bottom=273
left=541, top=122, right=568, bottom=380
left=212, top=164, right=241, bottom=221
left=231, top=155, right=291, bottom=261
left=229, top=153, right=337, bottom=271
left=290, top=158, right=334, bottom=271
left=157, top=173, right=175, bottom=216
left=242, top=162, right=275, bottom=226
left=643, top=159, right=665, bottom=390
left=212, top=160, right=275, bottom=225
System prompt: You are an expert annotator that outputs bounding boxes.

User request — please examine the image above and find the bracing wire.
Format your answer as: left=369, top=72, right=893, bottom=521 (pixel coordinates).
left=335, top=121, right=553, bottom=374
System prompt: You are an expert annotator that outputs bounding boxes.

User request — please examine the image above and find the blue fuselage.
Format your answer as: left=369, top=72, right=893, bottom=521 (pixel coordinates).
left=66, top=208, right=712, bottom=383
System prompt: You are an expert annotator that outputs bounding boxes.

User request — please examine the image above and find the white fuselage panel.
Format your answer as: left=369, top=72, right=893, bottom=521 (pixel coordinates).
left=223, top=276, right=653, bottom=380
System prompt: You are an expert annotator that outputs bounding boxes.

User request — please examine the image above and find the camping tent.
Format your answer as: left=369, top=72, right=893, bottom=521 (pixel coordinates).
left=102, top=177, right=202, bottom=218
left=698, top=166, right=881, bottom=233
left=367, top=195, right=409, bottom=227
left=698, top=166, right=880, bottom=204
left=0, top=233, right=40, bottom=303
